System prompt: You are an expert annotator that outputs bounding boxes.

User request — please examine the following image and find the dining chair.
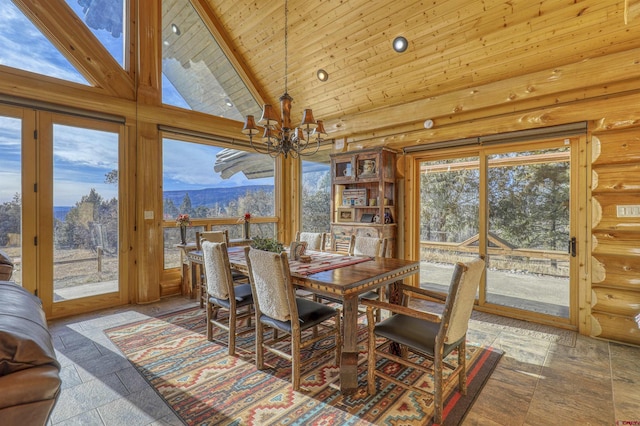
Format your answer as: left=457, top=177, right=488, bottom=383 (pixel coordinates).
left=202, top=241, right=254, bottom=356
left=348, top=235, right=388, bottom=320
left=295, top=231, right=327, bottom=251
left=348, top=235, right=387, bottom=258
left=244, top=246, right=341, bottom=391
left=196, top=230, right=248, bottom=307
left=361, top=256, right=485, bottom=424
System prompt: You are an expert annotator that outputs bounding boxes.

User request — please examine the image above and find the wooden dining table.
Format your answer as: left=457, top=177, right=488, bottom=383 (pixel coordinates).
left=187, top=246, right=420, bottom=394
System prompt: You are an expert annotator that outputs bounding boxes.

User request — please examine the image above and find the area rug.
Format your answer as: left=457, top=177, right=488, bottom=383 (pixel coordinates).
left=105, top=307, right=502, bottom=425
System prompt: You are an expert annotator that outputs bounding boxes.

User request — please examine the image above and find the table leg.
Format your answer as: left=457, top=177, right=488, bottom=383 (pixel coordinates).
left=340, top=295, right=359, bottom=394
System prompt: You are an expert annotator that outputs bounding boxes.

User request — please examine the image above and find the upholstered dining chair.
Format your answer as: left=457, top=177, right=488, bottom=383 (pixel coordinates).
left=295, top=231, right=327, bottom=251
left=244, top=246, right=341, bottom=390
left=361, top=256, right=485, bottom=424
left=196, top=230, right=248, bottom=307
left=348, top=235, right=387, bottom=258
left=202, top=241, right=254, bottom=356
left=348, top=235, right=388, bottom=319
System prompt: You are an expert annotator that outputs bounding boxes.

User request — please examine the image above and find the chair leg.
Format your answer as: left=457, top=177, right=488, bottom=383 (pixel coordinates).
left=206, top=302, right=214, bottom=341
left=256, top=321, right=265, bottom=370
left=292, top=331, right=301, bottom=390
left=228, top=309, right=236, bottom=356
left=458, top=340, right=467, bottom=394
left=434, top=350, right=444, bottom=424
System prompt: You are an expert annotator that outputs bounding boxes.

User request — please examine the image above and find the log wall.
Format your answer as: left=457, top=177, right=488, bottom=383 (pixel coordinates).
left=590, top=127, right=640, bottom=345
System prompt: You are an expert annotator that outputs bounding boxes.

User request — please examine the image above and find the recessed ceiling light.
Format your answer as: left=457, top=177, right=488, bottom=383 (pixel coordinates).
left=393, top=36, right=408, bottom=53
left=224, top=98, right=233, bottom=107
left=317, top=69, right=329, bottom=82
left=171, top=24, right=181, bottom=36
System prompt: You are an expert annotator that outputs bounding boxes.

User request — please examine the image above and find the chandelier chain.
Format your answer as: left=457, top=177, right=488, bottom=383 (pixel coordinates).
left=240, top=0, right=326, bottom=159
left=284, top=0, right=288, bottom=94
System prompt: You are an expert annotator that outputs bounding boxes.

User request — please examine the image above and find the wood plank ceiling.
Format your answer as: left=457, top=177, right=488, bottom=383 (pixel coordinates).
left=174, top=0, right=640, bottom=148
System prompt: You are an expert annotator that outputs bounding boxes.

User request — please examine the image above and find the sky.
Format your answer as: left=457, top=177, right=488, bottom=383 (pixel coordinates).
left=0, top=0, right=276, bottom=205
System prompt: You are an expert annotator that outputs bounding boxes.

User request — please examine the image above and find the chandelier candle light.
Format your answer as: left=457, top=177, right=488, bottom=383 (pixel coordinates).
left=241, top=0, right=328, bottom=158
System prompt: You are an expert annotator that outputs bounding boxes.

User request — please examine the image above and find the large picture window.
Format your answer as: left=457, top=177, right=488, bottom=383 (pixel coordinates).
left=162, top=137, right=275, bottom=269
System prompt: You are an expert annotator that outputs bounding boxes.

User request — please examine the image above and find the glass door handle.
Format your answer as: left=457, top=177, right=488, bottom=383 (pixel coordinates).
left=569, top=237, right=577, bottom=257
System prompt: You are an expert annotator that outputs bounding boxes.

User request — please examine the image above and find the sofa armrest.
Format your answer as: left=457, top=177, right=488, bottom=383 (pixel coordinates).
left=0, top=365, right=61, bottom=409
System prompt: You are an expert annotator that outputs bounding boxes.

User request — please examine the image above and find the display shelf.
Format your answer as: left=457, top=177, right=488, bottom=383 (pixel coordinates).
left=330, top=147, right=397, bottom=255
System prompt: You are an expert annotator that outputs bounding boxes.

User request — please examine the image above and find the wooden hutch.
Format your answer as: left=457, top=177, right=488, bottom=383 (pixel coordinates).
left=330, top=147, right=398, bottom=256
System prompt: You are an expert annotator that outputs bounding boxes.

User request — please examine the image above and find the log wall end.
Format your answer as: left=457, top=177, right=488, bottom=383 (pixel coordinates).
left=591, top=255, right=606, bottom=283
left=592, top=197, right=602, bottom=228
left=591, top=134, right=601, bottom=163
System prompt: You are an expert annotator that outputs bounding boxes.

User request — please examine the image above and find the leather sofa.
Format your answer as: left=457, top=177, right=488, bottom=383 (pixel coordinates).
left=0, top=280, right=61, bottom=425
left=0, top=249, right=13, bottom=281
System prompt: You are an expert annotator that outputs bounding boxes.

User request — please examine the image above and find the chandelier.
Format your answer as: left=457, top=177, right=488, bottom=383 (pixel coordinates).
left=241, top=0, right=327, bottom=159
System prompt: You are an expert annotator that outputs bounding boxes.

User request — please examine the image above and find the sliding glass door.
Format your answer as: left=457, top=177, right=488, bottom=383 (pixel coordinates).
left=417, top=137, right=578, bottom=326
left=486, top=145, right=571, bottom=317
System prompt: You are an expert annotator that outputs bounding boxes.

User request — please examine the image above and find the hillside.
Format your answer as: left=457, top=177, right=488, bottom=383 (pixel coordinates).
left=163, top=185, right=273, bottom=208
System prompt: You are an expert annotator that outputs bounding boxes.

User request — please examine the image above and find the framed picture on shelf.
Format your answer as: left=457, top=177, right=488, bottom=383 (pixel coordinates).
left=336, top=207, right=355, bottom=223
left=360, top=213, right=375, bottom=223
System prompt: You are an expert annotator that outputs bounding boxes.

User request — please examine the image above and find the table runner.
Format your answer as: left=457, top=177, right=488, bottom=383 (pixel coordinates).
left=228, top=249, right=372, bottom=276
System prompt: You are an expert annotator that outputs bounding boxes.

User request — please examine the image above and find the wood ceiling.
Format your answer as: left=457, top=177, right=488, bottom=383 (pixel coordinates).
left=194, top=0, right=640, bottom=149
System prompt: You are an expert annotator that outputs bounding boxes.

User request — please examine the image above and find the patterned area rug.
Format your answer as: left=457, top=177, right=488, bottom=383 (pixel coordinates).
left=105, top=307, right=502, bottom=425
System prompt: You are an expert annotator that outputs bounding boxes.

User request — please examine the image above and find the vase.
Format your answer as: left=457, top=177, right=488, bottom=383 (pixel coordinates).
left=180, top=226, right=187, bottom=245
left=243, top=222, right=250, bottom=239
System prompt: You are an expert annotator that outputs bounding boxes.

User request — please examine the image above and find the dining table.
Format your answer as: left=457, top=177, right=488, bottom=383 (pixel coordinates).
left=187, top=246, right=420, bottom=394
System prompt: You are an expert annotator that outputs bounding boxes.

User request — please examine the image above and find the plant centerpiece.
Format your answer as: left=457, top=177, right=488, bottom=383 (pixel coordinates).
left=176, top=213, right=191, bottom=245
left=239, top=212, right=251, bottom=239
left=250, top=236, right=284, bottom=253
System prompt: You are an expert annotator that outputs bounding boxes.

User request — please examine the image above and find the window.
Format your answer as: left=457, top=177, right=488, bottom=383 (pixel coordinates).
left=162, top=137, right=275, bottom=268
left=301, top=159, right=331, bottom=233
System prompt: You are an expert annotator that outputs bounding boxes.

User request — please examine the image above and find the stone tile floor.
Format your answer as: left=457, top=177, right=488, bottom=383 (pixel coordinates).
left=47, top=296, right=640, bottom=425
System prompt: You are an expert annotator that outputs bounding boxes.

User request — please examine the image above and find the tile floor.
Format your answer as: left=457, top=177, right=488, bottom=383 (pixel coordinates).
left=47, top=296, right=640, bottom=425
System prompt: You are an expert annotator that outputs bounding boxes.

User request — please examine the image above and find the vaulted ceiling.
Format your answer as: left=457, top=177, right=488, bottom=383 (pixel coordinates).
left=9, top=0, right=639, bottom=151
left=182, top=0, right=640, bottom=150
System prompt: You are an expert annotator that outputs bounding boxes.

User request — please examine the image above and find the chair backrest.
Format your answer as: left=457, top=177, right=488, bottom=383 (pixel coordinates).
left=441, top=257, right=485, bottom=344
left=201, top=241, right=234, bottom=300
left=196, top=230, right=229, bottom=250
left=295, top=231, right=326, bottom=251
left=349, top=235, right=386, bottom=257
left=245, top=247, right=296, bottom=322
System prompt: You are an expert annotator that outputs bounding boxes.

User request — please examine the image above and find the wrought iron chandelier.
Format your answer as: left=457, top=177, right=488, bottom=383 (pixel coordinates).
left=241, top=0, right=327, bottom=159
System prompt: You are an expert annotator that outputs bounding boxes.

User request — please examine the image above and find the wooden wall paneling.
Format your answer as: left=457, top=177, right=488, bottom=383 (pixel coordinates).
left=591, top=253, right=640, bottom=291
left=0, top=68, right=136, bottom=121
left=589, top=121, right=640, bottom=345
left=137, top=0, right=161, bottom=105
left=590, top=312, right=640, bottom=345
left=122, top=121, right=137, bottom=304
left=592, top=131, right=640, bottom=166
left=332, top=48, right=640, bottom=142
left=578, top=130, right=592, bottom=334
left=136, top=122, right=161, bottom=303
left=592, top=164, right=640, bottom=192
left=592, top=194, right=640, bottom=231
left=592, top=231, right=640, bottom=257
left=12, top=0, right=134, bottom=99
left=379, top=90, right=640, bottom=152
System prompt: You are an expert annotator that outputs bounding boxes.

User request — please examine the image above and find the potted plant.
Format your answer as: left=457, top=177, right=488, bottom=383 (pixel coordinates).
left=250, top=236, right=284, bottom=253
